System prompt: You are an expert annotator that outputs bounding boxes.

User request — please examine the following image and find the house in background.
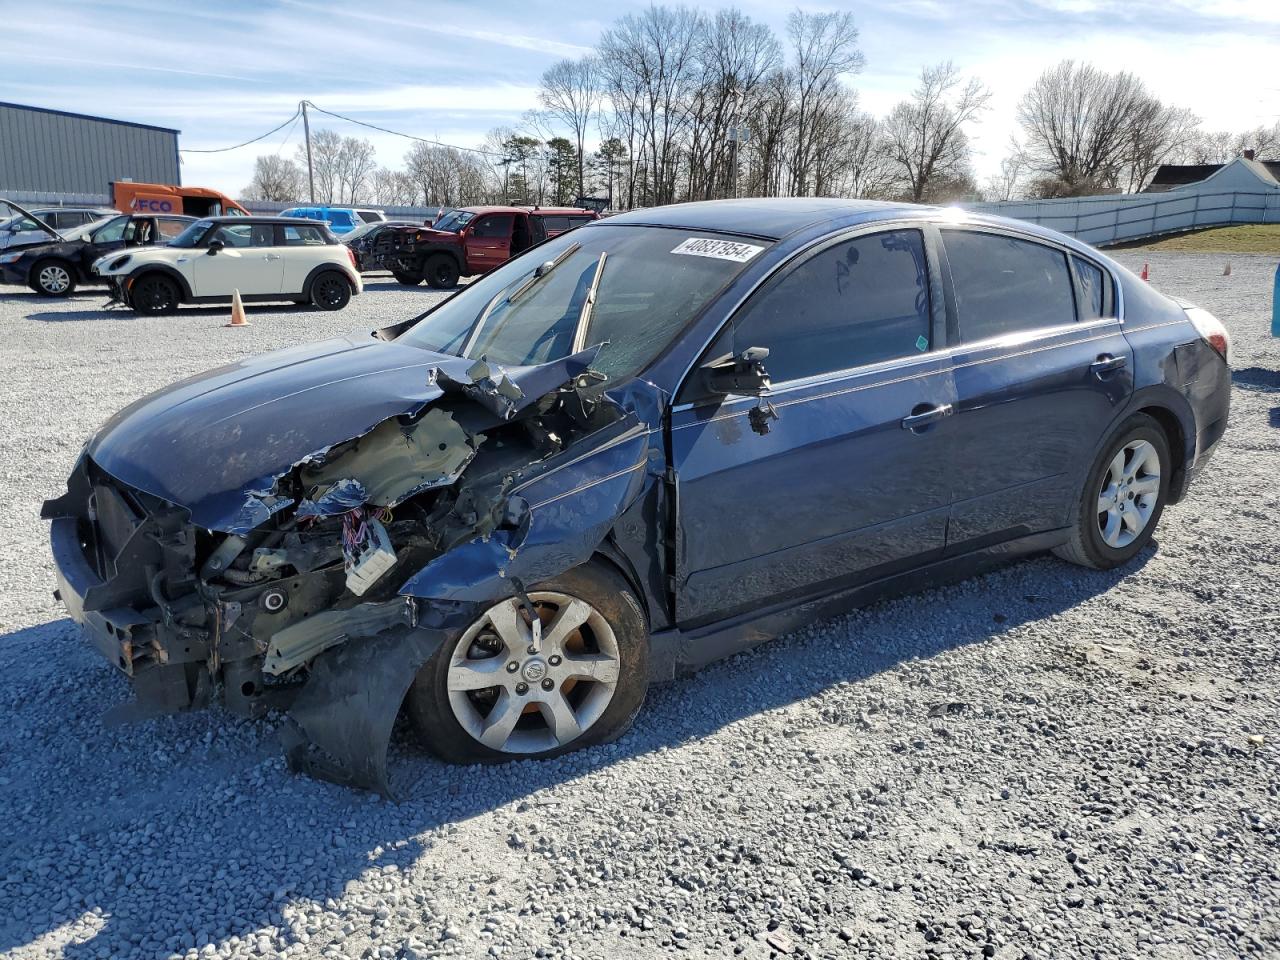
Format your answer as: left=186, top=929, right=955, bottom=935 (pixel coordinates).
left=1144, top=150, right=1280, bottom=193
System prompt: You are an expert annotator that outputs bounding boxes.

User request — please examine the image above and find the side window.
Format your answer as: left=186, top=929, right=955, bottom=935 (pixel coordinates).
left=92, top=217, right=129, bottom=244
left=541, top=215, right=570, bottom=233
left=943, top=230, right=1076, bottom=342
left=281, top=224, right=326, bottom=246
left=722, top=228, right=932, bottom=384
left=568, top=216, right=594, bottom=228
left=211, top=224, right=274, bottom=247
left=157, top=218, right=188, bottom=240
left=472, top=215, right=513, bottom=239
left=1072, top=255, right=1108, bottom=320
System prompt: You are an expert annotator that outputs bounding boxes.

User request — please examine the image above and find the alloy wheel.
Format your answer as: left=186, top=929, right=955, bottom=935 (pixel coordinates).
left=38, top=264, right=71, bottom=294
left=315, top=276, right=345, bottom=307
left=446, top=593, right=621, bottom=755
left=1096, top=439, right=1161, bottom=549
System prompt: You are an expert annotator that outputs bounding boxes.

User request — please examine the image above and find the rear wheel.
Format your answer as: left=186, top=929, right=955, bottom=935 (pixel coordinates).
left=129, top=274, right=179, bottom=315
left=310, top=271, right=352, bottom=311
left=1054, top=413, right=1170, bottom=570
left=32, top=259, right=76, bottom=297
left=423, top=254, right=460, bottom=290
left=407, top=563, right=648, bottom=763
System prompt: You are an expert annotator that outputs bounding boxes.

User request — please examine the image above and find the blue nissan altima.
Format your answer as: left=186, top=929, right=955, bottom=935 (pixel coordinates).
left=45, top=198, right=1231, bottom=794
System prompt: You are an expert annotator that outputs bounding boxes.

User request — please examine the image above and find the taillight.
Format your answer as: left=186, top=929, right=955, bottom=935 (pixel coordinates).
left=347, top=247, right=358, bottom=272
left=1185, top=305, right=1231, bottom=366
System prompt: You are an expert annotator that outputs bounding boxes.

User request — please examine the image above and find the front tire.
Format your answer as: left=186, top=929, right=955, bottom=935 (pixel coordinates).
left=423, top=254, right=460, bottom=290
left=32, top=259, right=76, bottom=297
left=407, top=562, right=648, bottom=763
left=310, top=271, right=352, bottom=311
left=129, top=274, right=179, bottom=314
left=1054, top=413, right=1170, bottom=570
left=391, top=269, right=423, bottom=286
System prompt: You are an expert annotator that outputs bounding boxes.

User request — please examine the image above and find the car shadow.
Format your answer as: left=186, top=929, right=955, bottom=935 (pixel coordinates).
left=0, top=548, right=1151, bottom=957
left=25, top=303, right=326, bottom=323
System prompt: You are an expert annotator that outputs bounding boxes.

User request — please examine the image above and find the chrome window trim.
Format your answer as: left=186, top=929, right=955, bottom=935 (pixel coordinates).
left=671, top=324, right=1128, bottom=428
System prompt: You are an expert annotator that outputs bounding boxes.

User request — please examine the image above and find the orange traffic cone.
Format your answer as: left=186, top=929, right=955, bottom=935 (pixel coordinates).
left=1223, top=262, right=1232, bottom=276
left=225, top=289, right=249, bottom=327
left=1140, top=262, right=1149, bottom=281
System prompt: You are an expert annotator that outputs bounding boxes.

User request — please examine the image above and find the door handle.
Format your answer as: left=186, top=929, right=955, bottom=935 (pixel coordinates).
left=263, top=254, right=282, bottom=261
left=1090, top=354, right=1127, bottom=376
left=901, top=403, right=953, bottom=431
left=175, top=257, right=189, bottom=264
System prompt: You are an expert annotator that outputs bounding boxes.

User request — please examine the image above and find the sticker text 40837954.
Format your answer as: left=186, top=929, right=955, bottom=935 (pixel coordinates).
left=670, top=237, right=765, bottom=263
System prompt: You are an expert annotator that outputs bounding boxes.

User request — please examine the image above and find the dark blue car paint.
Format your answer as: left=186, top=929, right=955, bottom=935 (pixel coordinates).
left=47, top=199, right=1230, bottom=789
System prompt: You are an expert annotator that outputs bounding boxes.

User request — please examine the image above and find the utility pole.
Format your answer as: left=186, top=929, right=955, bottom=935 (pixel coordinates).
left=301, top=100, right=316, bottom=203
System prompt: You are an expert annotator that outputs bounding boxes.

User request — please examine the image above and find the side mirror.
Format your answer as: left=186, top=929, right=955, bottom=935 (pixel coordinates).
left=703, top=346, right=772, bottom=396
left=207, top=239, right=224, bottom=256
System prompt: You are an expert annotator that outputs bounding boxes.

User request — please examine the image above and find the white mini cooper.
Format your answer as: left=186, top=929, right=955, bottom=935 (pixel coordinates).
left=93, top=216, right=363, bottom=314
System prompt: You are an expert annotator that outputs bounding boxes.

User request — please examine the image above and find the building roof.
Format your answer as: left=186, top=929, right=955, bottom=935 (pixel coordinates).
left=1145, top=159, right=1280, bottom=192
left=0, top=101, right=181, bottom=136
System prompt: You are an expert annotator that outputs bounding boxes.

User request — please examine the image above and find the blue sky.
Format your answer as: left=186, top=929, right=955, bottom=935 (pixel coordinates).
left=1, top=0, right=1277, bottom=194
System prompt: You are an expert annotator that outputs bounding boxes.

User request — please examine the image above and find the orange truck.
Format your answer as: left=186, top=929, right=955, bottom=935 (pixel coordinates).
left=110, top=182, right=250, bottom=218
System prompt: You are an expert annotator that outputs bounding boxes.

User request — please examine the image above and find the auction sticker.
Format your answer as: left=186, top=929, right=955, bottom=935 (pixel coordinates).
left=670, top=237, right=765, bottom=262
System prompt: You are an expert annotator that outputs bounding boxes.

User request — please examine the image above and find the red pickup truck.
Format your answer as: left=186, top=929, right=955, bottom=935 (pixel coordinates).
left=370, top=205, right=598, bottom=288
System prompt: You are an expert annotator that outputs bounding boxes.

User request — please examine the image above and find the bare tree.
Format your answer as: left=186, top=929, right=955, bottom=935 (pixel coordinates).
left=882, top=61, right=991, bottom=202
left=368, top=167, right=420, bottom=207
left=599, top=6, right=702, bottom=205
left=1123, top=105, right=1199, bottom=191
left=983, top=144, right=1028, bottom=201
left=297, top=129, right=343, bottom=203
left=539, top=57, right=598, bottom=203
left=1183, top=121, right=1280, bottom=163
left=336, top=136, right=377, bottom=204
left=242, top=155, right=304, bottom=202
left=786, top=10, right=864, bottom=196
left=1016, top=60, right=1188, bottom=195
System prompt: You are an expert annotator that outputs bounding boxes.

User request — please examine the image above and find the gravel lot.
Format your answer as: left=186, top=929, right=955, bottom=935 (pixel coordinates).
left=0, top=255, right=1277, bottom=960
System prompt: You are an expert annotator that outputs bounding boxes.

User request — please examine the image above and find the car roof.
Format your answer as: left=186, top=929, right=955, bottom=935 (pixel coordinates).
left=598, top=197, right=1097, bottom=251
left=459, top=205, right=596, bottom=216
left=198, top=215, right=329, bottom=225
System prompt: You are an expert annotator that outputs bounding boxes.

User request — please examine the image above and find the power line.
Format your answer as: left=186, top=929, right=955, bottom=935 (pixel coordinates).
left=274, top=110, right=303, bottom=157
left=179, top=108, right=302, bottom=153
left=303, top=101, right=506, bottom=158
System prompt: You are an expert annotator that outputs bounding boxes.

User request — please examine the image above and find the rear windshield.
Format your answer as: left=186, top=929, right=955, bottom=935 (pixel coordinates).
left=397, top=225, right=770, bottom=382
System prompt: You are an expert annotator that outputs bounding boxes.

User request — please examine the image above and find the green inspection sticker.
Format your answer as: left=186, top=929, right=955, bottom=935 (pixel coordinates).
left=915, top=335, right=929, bottom=352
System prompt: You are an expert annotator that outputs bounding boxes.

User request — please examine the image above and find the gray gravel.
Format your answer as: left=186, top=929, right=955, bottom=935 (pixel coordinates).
left=1, top=256, right=1278, bottom=960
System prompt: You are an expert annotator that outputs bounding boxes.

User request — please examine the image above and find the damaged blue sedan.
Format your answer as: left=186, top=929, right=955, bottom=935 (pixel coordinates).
left=44, top=199, right=1231, bottom=795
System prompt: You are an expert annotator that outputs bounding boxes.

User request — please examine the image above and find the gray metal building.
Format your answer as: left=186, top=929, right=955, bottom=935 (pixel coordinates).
left=0, top=102, right=180, bottom=198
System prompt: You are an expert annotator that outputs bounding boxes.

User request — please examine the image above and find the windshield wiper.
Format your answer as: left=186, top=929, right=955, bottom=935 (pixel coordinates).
left=461, top=242, right=583, bottom=358
left=509, top=241, right=580, bottom=304
left=571, top=252, right=608, bottom=353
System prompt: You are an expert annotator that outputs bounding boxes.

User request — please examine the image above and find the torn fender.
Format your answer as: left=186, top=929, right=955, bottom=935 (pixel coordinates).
left=78, top=337, right=605, bottom=534
left=398, top=420, right=656, bottom=603
left=280, top=625, right=444, bottom=798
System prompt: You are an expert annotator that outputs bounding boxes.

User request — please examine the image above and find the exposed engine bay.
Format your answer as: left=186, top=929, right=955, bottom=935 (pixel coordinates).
left=42, top=343, right=646, bottom=796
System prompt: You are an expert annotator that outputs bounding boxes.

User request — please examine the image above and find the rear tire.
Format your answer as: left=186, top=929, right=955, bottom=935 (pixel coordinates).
left=32, top=259, right=76, bottom=297
left=310, top=271, right=352, bottom=311
left=129, top=274, right=179, bottom=315
left=407, top=562, right=648, bottom=764
left=1054, top=413, right=1171, bottom=570
left=423, top=254, right=460, bottom=290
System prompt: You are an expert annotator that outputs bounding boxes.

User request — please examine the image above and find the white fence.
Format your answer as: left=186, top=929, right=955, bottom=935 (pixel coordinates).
left=963, top=158, right=1280, bottom=246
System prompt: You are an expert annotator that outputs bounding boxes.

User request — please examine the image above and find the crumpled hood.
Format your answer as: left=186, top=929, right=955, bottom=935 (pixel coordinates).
left=86, top=333, right=599, bottom=532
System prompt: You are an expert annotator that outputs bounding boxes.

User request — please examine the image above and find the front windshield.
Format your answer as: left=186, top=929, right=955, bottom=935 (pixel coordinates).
left=432, top=210, right=475, bottom=233
left=168, top=219, right=213, bottom=248
left=397, top=225, right=770, bottom=382
left=344, top=221, right=379, bottom=242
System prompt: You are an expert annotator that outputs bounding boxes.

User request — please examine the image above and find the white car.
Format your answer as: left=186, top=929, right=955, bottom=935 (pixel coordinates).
left=94, top=216, right=363, bottom=315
